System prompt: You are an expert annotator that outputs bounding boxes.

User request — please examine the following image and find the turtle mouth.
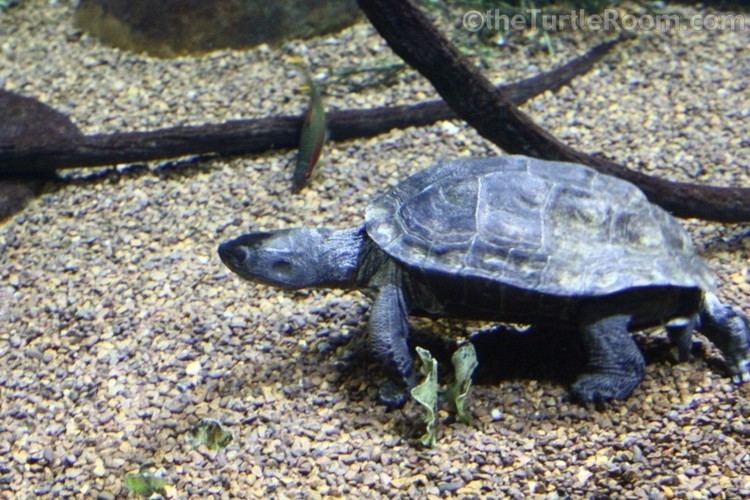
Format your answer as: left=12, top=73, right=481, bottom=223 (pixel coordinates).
left=218, top=240, right=248, bottom=274
left=218, top=232, right=278, bottom=279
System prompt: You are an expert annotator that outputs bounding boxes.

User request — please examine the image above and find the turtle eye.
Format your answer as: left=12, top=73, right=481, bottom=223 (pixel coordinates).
left=272, top=260, right=293, bottom=275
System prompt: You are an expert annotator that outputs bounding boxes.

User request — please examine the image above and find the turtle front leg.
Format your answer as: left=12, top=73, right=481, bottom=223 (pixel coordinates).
left=571, top=314, right=645, bottom=405
left=699, top=294, right=750, bottom=384
left=368, top=284, right=416, bottom=408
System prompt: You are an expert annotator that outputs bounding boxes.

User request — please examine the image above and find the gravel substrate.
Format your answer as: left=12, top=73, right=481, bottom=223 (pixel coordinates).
left=1, top=1, right=749, bottom=497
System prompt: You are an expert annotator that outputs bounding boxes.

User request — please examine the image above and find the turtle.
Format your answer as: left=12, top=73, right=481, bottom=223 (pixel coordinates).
left=218, top=155, right=750, bottom=407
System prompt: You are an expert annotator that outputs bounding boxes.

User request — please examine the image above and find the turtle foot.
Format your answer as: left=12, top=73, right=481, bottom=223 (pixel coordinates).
left=378, top=380, right=410, bottom=409
left=570, top=372, right=641, bottom=405
left=730, top=357, right=750, bottom=385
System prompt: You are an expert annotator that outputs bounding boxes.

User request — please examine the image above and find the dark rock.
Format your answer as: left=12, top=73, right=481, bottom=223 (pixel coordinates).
left=0, top=89, right=82, bottom=222
left=75, top=0, right=362, bottom=57
left=0, top=180, right=43, bottom=222
left=438, top=481, right=463, bottom=493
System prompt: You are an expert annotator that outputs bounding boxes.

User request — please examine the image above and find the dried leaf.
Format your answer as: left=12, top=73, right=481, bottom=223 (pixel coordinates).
left=124, top=465, right=167, bottom=498
left=187, top=419, right=233, bottom=451
left=0, top=0, right=19, bottom=13
left=410, top=346, right=439, bottom=447
left=448, top=342, right=478, bottom=424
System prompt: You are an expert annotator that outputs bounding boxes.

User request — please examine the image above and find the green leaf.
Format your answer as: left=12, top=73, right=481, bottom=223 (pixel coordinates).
left=187, top=419, right=233, bottom=451
left=410, top=346, right=439, bottom=447
left=124, top=467, right=167, bottom=498
left=448, top=342, right=478, bottom=425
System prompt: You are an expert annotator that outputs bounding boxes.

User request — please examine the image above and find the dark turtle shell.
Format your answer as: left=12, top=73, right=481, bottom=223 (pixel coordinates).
left=366, top=156, right=715, bottom=296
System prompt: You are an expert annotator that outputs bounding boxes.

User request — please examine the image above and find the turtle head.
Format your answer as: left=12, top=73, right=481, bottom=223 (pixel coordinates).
left=219, top=227, right=364, bottom=289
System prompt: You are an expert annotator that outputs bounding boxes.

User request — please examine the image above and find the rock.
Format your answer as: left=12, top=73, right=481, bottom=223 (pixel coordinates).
left=185, top=360, right=201, bottom=376
left=74, top=0, right=362, bottom=57
left=0, top=89, right=82, bottom=222
left=0, top=180, right=43, bottom=223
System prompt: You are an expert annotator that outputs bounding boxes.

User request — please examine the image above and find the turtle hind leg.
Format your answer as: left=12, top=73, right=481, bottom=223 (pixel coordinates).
left=666, top=315, right=698, bottom=362
left=368, top=283, right=416, bottom=408
left=699, top=294, right=750, bottom=384
left=571, top=314, right=645, bottom=405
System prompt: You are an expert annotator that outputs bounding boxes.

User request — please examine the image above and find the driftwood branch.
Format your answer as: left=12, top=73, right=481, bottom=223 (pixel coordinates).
left=0, top=38, right=620, bottom=177
left=357, top=0, right=750, bottom=223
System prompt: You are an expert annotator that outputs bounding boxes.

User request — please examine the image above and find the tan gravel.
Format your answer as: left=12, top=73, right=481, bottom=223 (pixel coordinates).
left=1, top=0, right=749, bottom=497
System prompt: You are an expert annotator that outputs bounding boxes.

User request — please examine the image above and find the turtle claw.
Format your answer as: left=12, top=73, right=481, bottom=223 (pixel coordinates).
left=730, top=360, right=750, bottom=385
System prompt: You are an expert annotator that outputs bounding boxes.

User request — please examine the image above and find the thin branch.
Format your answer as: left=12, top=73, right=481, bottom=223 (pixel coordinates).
left=357, top=0, right=750, bottom=223
left=0, top=37, right=620, bottom=177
